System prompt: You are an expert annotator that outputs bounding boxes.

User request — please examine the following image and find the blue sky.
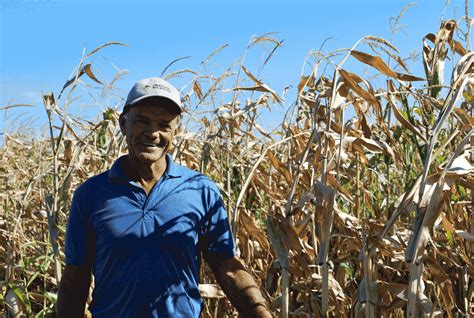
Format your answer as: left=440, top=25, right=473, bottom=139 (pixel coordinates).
left=0, top=0, right=471, bottom=138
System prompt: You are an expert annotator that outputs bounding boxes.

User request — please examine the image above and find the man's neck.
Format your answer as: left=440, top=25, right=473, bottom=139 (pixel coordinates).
left=122, top=155, right=167, bottom=194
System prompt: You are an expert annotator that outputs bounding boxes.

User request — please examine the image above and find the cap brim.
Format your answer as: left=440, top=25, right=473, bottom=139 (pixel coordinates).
left=124, top=95, right=182, bottom=114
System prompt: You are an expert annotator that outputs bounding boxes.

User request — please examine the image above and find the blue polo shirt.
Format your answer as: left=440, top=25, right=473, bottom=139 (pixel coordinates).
left=64, top=154, right=236, bottom=317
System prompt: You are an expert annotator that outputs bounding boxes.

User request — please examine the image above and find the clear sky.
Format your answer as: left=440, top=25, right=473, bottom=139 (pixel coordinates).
left=0, top=0, right=471, bottom=138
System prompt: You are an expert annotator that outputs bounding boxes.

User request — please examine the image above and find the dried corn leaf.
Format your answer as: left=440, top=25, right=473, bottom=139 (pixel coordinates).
left=193, top=80, right=204, bottom=100
left=239, top=209, right=270, bottom=251
left=325, top=173, right=352, bottom=203
left=241, top=65, right=262, bottom=85
left=451, top=40, right=467, bottom=56
left=351, top=50, right=424, bottom=81
left=388, top=92, right=427, bottom=142
left=267, top=150, right=292, bottom=184
left=406, top=133, right=472, bottom=263
left=352, top=137, right=384, bottom=153
left=446, top=151, right=473, bottom=176
left=311, top=273, right=347, bottom=302
left=297, top=75, right=314, bottom=94
left=453, top=107, right=474, bottom=125
left=199, top=284, right=225, bottom=298
left=232, top=83, right=283, bottom=104
left=339, top=69, right=376, bottom=104
left=83, top=64, right=103, bottom=84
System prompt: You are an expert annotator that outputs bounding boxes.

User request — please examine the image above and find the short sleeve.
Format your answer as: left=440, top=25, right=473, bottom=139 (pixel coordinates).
left=64, top=186, right=95, bottom=265
left=200, top=188, right=236, bottom=261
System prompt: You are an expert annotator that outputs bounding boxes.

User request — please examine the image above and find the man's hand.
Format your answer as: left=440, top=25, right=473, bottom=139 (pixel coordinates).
left=206, top=255, right=272, bottom=318
left=56, top=264, right=92, bottom=318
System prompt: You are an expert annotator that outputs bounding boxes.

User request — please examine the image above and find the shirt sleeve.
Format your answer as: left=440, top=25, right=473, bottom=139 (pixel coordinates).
left=64, top=185, right=95, bottom=266
left=200, top=187, right=236, bottom=260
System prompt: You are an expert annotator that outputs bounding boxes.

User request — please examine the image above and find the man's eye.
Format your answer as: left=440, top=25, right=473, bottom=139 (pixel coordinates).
left=135, top=118, right=149, bottom=124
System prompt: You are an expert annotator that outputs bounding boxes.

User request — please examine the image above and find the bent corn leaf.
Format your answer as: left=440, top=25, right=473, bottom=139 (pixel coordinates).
left=84, top=64, right=103, bottom=85
left=242, top=65, right=262, bottom=85
left=351, top=50, right=424, bottom=81
left=232, top=85, right=283, bottom=104
left=339, top=69, right=376, bottom=104
left=387, top=90, right=427, bottom=142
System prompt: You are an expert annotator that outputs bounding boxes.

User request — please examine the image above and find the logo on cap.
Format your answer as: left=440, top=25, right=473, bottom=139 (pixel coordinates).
left=152, top=84, right=171, bottom=92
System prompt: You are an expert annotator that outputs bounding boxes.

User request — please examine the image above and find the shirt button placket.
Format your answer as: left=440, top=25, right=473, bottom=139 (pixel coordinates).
left=143, top=176, right=167, bottom=222
left=140, top=191, right=152, bottom=222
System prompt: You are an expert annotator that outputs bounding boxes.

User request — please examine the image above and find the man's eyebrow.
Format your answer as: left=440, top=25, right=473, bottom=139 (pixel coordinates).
left=134, top=113, right=174, bottom=123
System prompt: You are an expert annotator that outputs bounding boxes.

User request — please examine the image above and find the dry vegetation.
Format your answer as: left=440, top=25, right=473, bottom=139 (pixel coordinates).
left=1, top=6, right=473, bottom=318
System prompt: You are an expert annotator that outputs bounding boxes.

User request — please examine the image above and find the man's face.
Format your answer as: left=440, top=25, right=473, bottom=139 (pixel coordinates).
left=120, top=101, right=180, bottom=164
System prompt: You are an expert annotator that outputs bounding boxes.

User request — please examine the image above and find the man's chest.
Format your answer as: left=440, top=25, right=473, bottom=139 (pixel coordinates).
left=88, top=187, right=207, bottom=253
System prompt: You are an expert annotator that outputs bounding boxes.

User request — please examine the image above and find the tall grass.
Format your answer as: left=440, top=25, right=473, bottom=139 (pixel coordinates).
left=1, top=8, right=473, bottom=318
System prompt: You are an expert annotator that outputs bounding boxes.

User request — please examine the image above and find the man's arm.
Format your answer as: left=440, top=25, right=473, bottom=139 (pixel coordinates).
left=56, top=264, right=92, bottom=318
left=206, top=255, right=272, bottom=318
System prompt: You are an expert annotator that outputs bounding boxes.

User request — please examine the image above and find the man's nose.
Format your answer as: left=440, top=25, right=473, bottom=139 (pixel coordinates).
left=143, top=123, right=161, bottom=137
left=144, top=125, right=166, bottom=140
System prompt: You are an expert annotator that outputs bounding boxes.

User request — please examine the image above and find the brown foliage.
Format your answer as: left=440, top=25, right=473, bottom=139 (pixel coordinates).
left=1, top=16, right=473, bottom=318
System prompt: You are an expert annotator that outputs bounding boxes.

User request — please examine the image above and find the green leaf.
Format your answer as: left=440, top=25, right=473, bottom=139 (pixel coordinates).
left=445, top=230, right=454, bottom=245
left=468, top=281, right=474, bottom=299
left=10, top=285, right=32, bottom=314
left=340, top=262, right=355, bottom=278
left=27, top=271, right=40, bottom=287
left=44, top=291, right=57, bottom=302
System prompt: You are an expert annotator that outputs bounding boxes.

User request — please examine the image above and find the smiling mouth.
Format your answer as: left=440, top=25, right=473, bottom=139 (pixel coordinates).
left=140, top=141, right=167, bottom=148
left=142, top=142, right=158, bottom=147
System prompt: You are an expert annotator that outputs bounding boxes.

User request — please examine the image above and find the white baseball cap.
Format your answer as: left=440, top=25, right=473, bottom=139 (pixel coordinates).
left=123, top=77, right=183, bottom=113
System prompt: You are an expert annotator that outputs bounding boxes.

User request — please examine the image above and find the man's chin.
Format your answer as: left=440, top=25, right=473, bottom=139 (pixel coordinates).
left=132, top=151, right=166, bottom=164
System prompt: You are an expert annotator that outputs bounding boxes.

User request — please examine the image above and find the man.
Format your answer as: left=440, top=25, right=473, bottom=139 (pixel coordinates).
left=56, top=78, right=272, bottom=317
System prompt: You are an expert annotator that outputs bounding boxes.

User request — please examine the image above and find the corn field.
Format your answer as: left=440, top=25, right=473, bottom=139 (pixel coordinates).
left=1, top=7, right=473, bottom=318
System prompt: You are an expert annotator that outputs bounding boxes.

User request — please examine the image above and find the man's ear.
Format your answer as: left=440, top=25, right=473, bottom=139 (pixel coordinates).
left=173, top=114, right=181, bottom=135
left=119, top=112, right=127, bottom=134
left=174, top=119, right=180, bottom=135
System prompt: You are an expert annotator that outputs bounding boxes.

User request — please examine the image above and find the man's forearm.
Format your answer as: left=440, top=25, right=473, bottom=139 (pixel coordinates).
left=209, top=256, right=272, bottom=318
left=56, top=280, right=90, bottom=318
left=220, top=267, right=272, bottom=317
left=56, top=265, right=91, bottom=318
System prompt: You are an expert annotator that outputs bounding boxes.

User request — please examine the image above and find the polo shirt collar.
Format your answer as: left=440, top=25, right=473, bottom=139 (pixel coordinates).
left=108, top=153, right=182, bottom=182
left=164, top=153, right=182, bottom=178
